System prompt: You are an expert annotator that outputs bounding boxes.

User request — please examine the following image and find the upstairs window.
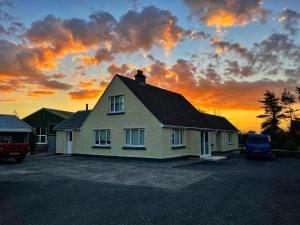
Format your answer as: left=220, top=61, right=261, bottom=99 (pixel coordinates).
left=95, top=130, right=111, bottom=146
left=172, top=129, right=183, bottom=146
left=110, top=96, right=124, bottom=113
left=125, top=129, right=144, bottom=146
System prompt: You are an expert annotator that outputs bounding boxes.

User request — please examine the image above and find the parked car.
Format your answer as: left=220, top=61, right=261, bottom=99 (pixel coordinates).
left=245, top=133, right=274, bottom=160
left=0, top=135, right=30, bottom=163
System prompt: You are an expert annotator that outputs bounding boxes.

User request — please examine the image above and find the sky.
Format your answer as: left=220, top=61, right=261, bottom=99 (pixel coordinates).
left=0, top=0, right=300, bottom=132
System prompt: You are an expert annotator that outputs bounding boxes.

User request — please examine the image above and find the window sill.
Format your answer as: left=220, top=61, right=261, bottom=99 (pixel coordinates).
left=107, top=112, right=125, bottom=115
left=228, top=143, right=233, bottom=145
left=36, top=143, right=47, bottom=145
left=92, top=145, right=111, bottom=149
left=172, top=145, right=186, bottom=150
left=122, top=146, right=146, bottom=150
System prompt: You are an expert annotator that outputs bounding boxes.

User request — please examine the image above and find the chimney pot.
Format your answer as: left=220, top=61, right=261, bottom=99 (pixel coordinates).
left=134, top=70, right=146, bottom=84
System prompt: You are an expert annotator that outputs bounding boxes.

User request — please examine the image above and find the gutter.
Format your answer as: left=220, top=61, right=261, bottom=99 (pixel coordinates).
left=160, top=123, right=238, bottom=132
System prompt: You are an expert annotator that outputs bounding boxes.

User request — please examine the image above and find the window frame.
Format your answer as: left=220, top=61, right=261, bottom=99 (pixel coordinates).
left=36, top=128, right=47, bottom=144
left=172, top=129, right=184, bottom=147
left=124, top=128, right=145, bottom=147
left=228, top=132, right=233, bottom=145
left=94, top=129, right=111, bottom=146
left=109, top=95, right=124, bottom=113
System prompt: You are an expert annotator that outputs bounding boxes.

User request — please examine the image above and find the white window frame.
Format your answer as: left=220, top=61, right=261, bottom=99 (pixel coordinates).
left=94, top=129, right=111, bottom=146
left=172, top=129, right=184, bottom=147
left=36, top=128, right=47, bottom=144
left=228, top=132, right=233, bottom=145
left=109, top=95, right=124, bottom=113
left=124, top=129, right=145, bottom=147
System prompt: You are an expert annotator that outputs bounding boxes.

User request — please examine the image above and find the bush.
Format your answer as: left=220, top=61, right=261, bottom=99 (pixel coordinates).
left=284, top=140, right=299, bottom=151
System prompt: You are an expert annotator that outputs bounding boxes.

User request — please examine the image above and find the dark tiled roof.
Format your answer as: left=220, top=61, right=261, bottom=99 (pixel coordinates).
left=44, top=108, right=74, bottom=119
left=54, top=110, right=91, bottom=130
left=118, top=75, right=238, bottom=131
left=0, top=114, right=32, bottom=132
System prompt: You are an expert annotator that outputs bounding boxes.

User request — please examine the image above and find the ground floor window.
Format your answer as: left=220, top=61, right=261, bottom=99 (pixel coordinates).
left=95, top=129, right=111, bottom=146
left=125, top=129, right=144, bottom=146
left=172, top=129, right=183, bottom=146
left=36, top=128, right=47, bottom=144
left=228, top=132, right=233, bottom=144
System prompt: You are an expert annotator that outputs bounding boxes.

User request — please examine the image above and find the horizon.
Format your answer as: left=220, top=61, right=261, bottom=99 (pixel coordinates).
left=1, top=0, right=300, bottom=132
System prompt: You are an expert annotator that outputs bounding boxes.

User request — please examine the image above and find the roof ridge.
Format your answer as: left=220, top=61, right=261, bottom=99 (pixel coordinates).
left=116, top=74, right=182, bottom=96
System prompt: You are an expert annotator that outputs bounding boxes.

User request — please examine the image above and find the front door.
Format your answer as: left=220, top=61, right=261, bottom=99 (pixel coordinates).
left=200, top=131, right=210, bottom=158
left=67, top=131, right=73, bottom=154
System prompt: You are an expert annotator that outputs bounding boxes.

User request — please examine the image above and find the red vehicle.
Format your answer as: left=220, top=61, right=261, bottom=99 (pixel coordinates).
left=0, top=134, right=30, bottom=163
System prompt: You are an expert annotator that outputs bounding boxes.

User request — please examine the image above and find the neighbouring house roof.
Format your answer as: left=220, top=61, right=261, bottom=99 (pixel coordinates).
left=23, top=108, right=74, bottom=121
left=118, top=75, right=238, bottom=131
left=0, top=114, right=32, bottom=132
left=54, top=110, right=91, bottom=130
left=43, top=108, right=74, bottom=119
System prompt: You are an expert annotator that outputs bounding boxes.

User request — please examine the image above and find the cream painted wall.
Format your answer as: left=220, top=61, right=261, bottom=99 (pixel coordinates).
left=56, top=131, right=67, bottom=154
left=73, top=76, right=169, bottom=159
left=218, top=131, right=239, bottom=152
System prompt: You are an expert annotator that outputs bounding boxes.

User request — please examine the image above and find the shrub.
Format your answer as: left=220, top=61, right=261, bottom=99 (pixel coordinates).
left=284, top=140, right=299, bottom=151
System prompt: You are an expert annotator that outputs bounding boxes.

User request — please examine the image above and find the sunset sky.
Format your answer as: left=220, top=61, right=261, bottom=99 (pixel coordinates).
left=0, top=0, right=300, bottom=132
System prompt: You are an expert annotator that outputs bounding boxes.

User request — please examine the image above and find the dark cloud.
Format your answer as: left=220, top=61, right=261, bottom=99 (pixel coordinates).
left=279, top=8, right=300, bottom=35
left=225, top=60, right=255, bottom=77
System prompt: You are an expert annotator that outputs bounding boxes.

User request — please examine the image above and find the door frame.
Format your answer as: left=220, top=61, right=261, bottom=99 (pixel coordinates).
left=67, top=131, right=73, bottom=154
left=200, top=131, right=211, bottom=158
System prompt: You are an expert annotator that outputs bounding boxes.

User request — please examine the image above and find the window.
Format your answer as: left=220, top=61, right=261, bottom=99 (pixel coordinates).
left=125, top=129, right=144, bottom=146
left=36, top=128, right=47, bottom=144
left=172, top=129, right=183, bottom=146
left=95, top=130, right=111, bottom=146
left=228, top=133, right=233, bottom=144
left=110, top=96, right=124, bottom=113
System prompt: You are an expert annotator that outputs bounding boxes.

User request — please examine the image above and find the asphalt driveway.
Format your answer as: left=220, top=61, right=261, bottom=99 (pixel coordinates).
left=1, top=154, right=300, bottom=225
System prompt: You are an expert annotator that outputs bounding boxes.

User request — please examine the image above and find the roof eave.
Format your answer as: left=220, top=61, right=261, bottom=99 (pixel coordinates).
left=160, top=123, right=238, bottom=132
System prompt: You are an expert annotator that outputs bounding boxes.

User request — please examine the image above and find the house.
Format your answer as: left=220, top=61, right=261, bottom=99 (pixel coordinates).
left=0, top=114, right=32, bottom=144
left=55, top=70, right=239, bottom=159
left=23, top=108, right=73, bottom=152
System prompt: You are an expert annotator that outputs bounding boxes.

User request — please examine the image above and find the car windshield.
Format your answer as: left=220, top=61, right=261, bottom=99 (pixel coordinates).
left=247, top=136, right=269, bottom=145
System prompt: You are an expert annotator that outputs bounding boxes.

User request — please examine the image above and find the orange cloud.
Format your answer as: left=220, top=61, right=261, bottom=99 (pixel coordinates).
left=68, top=89, right=101, bottom=100
left=79, top=79, right=97, bottom=88
left=27, top=91, right=56, bottom=97
left=184, top=0, right=270, bottom=32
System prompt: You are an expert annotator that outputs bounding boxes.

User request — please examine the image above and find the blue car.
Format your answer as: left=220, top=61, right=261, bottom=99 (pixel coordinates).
left=246, top=133, right=274, bottom=160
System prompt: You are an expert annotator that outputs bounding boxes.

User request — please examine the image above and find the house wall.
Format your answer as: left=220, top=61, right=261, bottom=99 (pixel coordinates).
left=56, top=131, right=67, bottom=154
left=72, top=76, right=168, bottom=159
left=218, top=131, right=239, bottom=152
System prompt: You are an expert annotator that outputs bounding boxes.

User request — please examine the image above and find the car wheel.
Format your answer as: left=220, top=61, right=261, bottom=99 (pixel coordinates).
left=246, top=155, right=251, bottom=160
left=15, top=156, right=25, bottom=163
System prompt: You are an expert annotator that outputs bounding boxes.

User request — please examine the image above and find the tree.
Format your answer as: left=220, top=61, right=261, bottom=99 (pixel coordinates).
left=257, top=90, right=286, bottom=139
left=297, top=86, right=300, bottom=101
left=281, top=88, right=298, bottom=125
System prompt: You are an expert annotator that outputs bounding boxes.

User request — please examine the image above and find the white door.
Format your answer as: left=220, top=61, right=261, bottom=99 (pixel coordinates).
left=200, top=131, right=210, bottom=158
left=67, top=131, right=73, bottom=154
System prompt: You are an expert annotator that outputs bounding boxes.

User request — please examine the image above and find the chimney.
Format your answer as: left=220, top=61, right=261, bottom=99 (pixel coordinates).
left=134, top=70, right=146, bottom=84
left=85, top=104, right=89, bottom=111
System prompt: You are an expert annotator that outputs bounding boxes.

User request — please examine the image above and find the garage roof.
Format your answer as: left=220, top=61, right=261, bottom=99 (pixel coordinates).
left=0, top=114, right=32, bottom=132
